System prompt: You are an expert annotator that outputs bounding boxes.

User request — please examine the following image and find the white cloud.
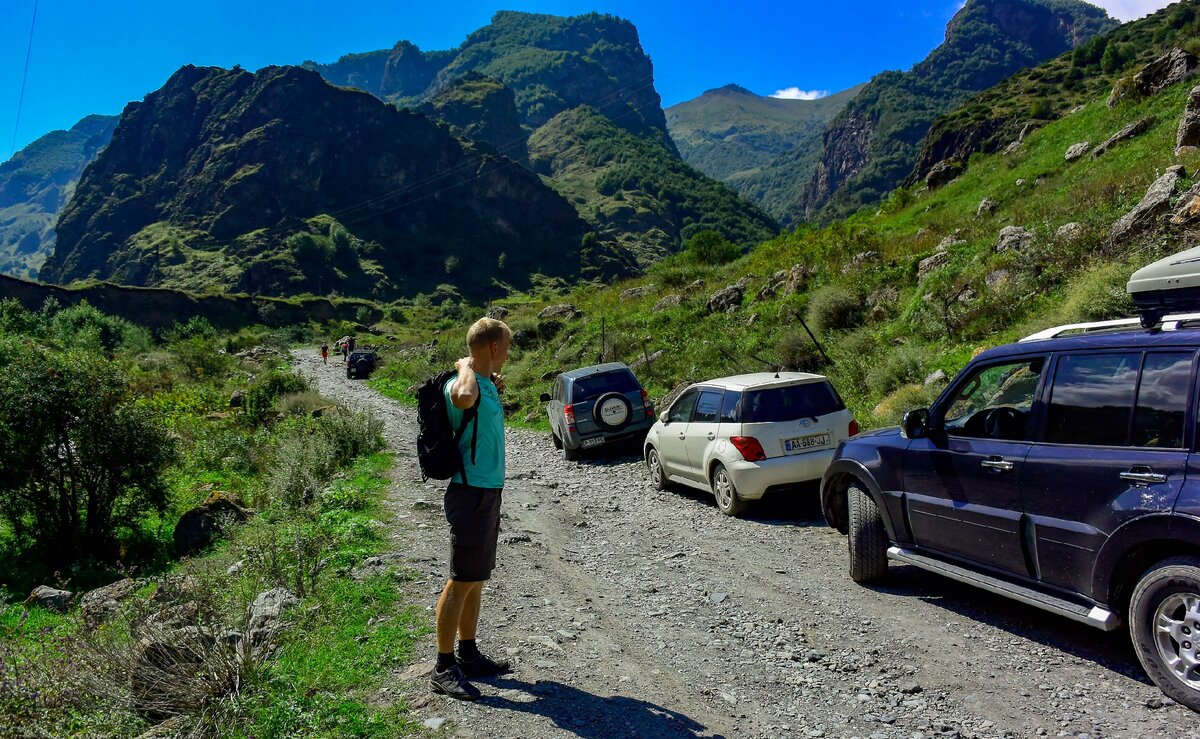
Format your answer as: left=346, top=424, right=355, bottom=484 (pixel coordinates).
left=769, top=87, right=830, bottom=100
left=1088, top=0, right=1173, bottom=21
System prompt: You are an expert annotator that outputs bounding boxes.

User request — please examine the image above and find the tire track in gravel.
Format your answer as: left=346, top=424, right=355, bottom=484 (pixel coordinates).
left=294, top=350, right=1200, bottom=739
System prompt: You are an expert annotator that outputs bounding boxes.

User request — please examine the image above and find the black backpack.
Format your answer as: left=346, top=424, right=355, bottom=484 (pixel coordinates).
left=416, top=370, right=480, bottom=484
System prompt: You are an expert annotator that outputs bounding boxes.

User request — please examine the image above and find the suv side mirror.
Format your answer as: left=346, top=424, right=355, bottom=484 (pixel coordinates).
left=901, top=408, right=930, bottom=440
left=539, top=393, right=552, bottom=403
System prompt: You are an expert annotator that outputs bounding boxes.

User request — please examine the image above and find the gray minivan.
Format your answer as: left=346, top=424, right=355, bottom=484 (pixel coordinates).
left=541, top=363, right=656, bottom=460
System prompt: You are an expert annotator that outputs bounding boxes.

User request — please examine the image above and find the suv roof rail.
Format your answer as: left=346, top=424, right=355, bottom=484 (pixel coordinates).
left=1020, top=312, right=1200, bottom=342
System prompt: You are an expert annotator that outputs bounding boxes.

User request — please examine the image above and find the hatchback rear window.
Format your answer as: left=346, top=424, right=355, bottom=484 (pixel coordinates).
left=742, top=382, right=844, bottom=423
left=571, top=371, right=640, bottom=402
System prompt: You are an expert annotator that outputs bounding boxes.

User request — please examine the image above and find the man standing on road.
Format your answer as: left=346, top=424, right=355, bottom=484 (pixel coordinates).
left=431, top=317, right=513, bottom=701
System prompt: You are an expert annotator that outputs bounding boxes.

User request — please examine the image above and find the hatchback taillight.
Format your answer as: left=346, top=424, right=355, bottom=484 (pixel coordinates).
left=563, top=404, right=576, bottom=429
left=640, top=389, right=654, bottom=416
left=729, top=436, right=767, bottom=462
left=849, top=419, right=860, bottom=437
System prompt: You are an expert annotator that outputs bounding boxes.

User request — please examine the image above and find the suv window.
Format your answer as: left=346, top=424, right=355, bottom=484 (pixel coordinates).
left=668, top=389, right=699, bottom=424
left=1045, top=353, right=1140, bottom=446
left=571, top=371, right=640, bottom=403
left=694, top=390, right=724, bottom=423
left=743, top=382, right=844, bottom=424
left=720, top=390, right=742, bottom=423
left=1133, top=352, right=1193, bottom=449
left=944, top=358, right=1044, bottom=441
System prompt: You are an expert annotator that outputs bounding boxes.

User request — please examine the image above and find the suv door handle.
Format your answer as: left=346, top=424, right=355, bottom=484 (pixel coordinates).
left=1120, top=467, right=1168, bottom=486
left=981, top=457, right=1015, bottom=472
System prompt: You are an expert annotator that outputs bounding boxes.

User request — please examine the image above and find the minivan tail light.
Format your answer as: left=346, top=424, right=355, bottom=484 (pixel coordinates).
left=849, top=419, right=860, bottom=437
left=640, top=389, right=654, bottom=416
left=563, top=404, right=576, bottom=429
left=729, top=436, right=767, bottom=462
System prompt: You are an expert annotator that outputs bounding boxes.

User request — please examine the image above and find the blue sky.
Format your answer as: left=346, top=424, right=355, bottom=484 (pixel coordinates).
left=0, top=0, right=1172, bottom=158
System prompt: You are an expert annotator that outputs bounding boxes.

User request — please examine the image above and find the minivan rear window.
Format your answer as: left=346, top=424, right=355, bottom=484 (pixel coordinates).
left=742, top=382, right=844, bottom=424
left=572, top=371, right=640, bottom=402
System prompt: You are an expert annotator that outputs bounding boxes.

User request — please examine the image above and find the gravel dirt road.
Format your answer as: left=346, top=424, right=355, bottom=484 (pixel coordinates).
left=295, top=351, right=1200, bottom=739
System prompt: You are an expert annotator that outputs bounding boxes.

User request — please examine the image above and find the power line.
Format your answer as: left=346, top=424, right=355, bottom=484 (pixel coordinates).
left=10, top=0, right=38, bottom=157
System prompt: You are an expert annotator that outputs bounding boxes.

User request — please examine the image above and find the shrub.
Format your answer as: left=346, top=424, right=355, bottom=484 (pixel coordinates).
left=685, top=230, right=740, bottom=265
left=244, top=372, right=310, bottom=426
left=867, top=344, right=927, bottom=397
left=776, top=329, right=826, bottom=371
left=872, top=383, right=939, bottom=428
left=804, top=285, right=862, bottom=334
left=1061, top=262, right=1136, bottom=322
left=0, top=349, right=176, bottom=567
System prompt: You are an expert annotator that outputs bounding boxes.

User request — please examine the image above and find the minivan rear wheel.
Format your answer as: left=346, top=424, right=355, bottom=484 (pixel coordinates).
left=711, top=464, right=747, bottom=517
left=1129, top=557, right=1200, bottom=712
left=848, top=483, right=888, bottom=583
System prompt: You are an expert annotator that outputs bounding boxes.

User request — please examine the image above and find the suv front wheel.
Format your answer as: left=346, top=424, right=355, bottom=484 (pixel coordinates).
left=1129, top=557, right=1200, bottom=711
left=848, top=483, right=888, bottom=583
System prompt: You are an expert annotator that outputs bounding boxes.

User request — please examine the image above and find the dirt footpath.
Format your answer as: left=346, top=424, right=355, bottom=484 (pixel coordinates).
left=295, top=351, right=1199, bottom=739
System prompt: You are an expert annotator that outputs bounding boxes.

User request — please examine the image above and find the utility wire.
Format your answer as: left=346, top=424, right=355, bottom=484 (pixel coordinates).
left=10, top=0, right=38, bottom=158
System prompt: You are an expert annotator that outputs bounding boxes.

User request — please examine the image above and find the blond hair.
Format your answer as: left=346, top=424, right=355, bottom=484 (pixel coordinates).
left=467, top=317, right=512, bottom=350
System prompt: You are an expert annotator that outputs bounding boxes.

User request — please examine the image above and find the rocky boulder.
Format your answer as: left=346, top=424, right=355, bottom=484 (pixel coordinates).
left=485, top=305, right=509, bottom=320
left=538, top=304, right=580, bottom=321
left=977, top=198, right=997, bottom=216
left=652, top=295, right=683, bottom=313
left=783, top=264, right=813, bottom=294
left=1092, top=117, right=1156, bottom=159
left=81, top=579, right=139, bottom=629
left=24, top=585, right=74, bottom=613
left=229, top=390, right=246, bottom=408
left=706, top=285, right=744, bottom=314
left=995, top=226, right=1033, bottom=253
left=917, top=249, right=950, bottom=281
left=512, top=327, right=538, bottom=349
left=1064, top=142, right=1091, bottom=161
left=1110, top=167, right=1183, bottom=243
left=630, top=349, right=663, bottom=372
left=1055, top=222, right=1085, bottom=242
left=1110, top=48, right=1198, bottom=109
left=173, top=491, right=251, bottom=556
left=842, top=251, right=880, bottom=274
left=246, top=588, right=300, bottom=651
left=925, top=160, right=963, bottom=189
left=1172, top=182, right=1200, bottom=227
left=1179, top=85, right=1200, bottom=156
left=620, top=284, right=656, bottom=301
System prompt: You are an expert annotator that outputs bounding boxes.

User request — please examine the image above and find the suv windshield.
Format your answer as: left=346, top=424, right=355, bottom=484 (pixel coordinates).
left=571, top=371, right=640, bottom=402
left=742, top=382, right=844, bottom=423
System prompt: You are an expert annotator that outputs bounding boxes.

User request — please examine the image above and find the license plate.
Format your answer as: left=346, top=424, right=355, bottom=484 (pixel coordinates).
left=581, top=437, right=606, bottom=449
left=783, top=433, right=830, bottom=453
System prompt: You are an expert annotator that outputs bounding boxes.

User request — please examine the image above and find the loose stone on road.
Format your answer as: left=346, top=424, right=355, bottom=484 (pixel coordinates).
left=294, top=350, right=1199, bottom=739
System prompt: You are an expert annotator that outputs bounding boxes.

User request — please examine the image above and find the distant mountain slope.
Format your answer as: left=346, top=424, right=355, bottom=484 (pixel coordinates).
left=797, top=0, right=1117, bottom=223
left=529, top=106, right=778, bottom=269
left=305, top=11, right=671, bottom=146
left=420, top=72, right=530, bottom=166
left=912, top=1, right=1200, bottom=184
left=40, top=65, right=589, bottom=300
left=666, top=83, right=864, bottom=220
left=0, top=115, right=118, bottom=279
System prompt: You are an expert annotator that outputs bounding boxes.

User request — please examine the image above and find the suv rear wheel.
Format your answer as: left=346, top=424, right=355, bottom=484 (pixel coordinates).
left=711, top=464, right=747, bottom=517
left=848, top=483, right=888, bottom=583
left=1129, top=557, right=1200, bottom=711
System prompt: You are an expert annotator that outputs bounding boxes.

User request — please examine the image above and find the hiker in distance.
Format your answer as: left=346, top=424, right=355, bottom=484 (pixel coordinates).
left=431, top=317, right=513, bottom=701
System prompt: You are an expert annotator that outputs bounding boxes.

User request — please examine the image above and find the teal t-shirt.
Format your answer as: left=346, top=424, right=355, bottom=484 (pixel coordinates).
left=443, top=373, right=506, bottom=488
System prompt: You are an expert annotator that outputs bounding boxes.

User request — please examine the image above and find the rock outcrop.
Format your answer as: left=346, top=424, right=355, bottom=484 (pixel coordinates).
left=1172, top=182, right=1200, bottom=227
left=706, top=285, right=744, bottom=314
left=1179, top=85, right=1200, bottom=156
left=995, top=226, right=1033, bottom=253
left=1092, top=117, right=1156, bottom=159
left=173, top=491, right=251, bottom=556
left=81, top=579, right=139, bottom=628
left=246, top=588, right=300, bottom=651
left=538, top=304, right=580, bottom=321
left=1064, top=142, right=1091, bottom=161
left=926, top=160, right=964, bottom=189
left=1108, top=48, right=1198, bottom=108
left=918, top=249, right=951, bottom=280
left=24, top=586, right=74, bottom=613
left=1110, top=167, right=1183, bottom=243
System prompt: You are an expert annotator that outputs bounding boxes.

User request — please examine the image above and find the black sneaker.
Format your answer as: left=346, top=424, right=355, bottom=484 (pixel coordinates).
left=430, top=664, right=481, bottom=701
left=457, top=652, right=512, bottom=678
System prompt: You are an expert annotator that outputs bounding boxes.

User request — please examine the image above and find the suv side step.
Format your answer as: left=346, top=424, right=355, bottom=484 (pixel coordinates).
left=887, top=546, right=1121, bottom=631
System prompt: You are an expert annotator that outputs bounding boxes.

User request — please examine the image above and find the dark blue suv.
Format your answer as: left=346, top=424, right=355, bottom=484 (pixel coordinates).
left=822, top=317, right=1200, bottom=711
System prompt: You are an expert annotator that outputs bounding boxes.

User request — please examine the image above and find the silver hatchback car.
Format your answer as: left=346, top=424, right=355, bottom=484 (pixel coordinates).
left=644, top=373, right=857, bottom=516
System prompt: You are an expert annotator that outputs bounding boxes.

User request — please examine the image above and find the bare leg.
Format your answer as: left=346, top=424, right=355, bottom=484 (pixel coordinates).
left=457, top=582, right=484, bottom=641
left=436, top=580, right=477, bottom=654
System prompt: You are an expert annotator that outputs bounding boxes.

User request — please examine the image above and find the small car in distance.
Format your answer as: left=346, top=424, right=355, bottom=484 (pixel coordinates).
left=645, top=373, right=857, bottom=516
left=541, top=363, right=656, bottom=460
left=346, top=350, right=378, bottom=380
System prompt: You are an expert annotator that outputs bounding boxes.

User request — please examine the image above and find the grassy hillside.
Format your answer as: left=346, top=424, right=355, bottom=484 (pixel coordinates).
left=529, top=106, right=778, bottom=268
left=666, top=84, right=864, bottom=220
left=369, top=63, right=1200, bottom=434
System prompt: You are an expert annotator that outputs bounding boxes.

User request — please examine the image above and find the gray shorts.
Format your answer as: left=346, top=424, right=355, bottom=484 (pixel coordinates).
left=444, top=483, right=503, bottom=582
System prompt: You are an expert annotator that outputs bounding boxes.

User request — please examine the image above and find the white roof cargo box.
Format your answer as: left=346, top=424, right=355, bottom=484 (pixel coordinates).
left=1127, top=245, right=1200, bottom=326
